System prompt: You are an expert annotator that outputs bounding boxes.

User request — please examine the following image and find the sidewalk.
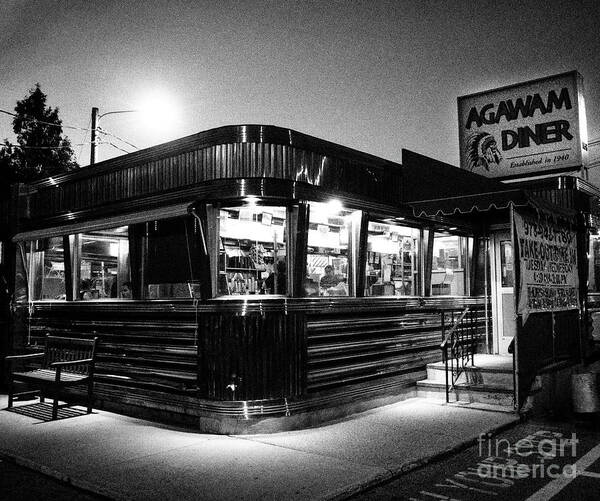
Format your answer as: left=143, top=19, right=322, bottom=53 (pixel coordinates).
left=0, top=394, right=519, bottom=500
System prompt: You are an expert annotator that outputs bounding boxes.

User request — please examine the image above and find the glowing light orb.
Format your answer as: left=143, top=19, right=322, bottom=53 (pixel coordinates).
left=135, top=89, right=180, bottom=138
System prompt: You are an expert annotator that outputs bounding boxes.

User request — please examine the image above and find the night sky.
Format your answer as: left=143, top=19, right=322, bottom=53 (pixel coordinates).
left=1, top=0, right=599, bottom=174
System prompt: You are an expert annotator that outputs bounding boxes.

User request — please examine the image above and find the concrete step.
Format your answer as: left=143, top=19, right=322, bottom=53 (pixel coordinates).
left=427, top=399, right=517, bottom=414
left=426, top=361, right=514, bottom=387
left=416, top=379, right=515, bottom=408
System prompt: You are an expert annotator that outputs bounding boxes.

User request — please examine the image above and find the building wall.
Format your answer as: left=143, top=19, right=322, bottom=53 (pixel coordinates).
left=18, top=297, right=488, bottom=425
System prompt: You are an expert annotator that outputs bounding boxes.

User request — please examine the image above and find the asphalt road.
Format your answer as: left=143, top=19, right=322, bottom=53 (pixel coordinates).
left=0, top=457, right=108, bottom=500
left=350, top=415, right=600, bottom=501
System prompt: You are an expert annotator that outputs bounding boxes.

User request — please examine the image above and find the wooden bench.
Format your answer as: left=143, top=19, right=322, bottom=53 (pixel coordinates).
left=5, top=335, right=99, bottom=420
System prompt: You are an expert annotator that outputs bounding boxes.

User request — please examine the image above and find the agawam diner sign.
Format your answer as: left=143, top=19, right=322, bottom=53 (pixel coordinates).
left=458, top=71, right=588, bottom=180
left=514, top=211, right=579, bottom=323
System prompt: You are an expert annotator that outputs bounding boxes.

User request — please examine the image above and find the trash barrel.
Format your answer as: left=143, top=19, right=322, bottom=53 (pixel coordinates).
left=571, top=371, right=600, bottom=413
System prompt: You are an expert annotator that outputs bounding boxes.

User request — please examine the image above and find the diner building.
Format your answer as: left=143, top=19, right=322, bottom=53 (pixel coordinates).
left=5, top=123, right=599, bottom=433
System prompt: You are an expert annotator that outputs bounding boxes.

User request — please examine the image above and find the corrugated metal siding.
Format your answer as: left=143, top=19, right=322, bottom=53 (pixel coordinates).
left=27, top=310, right=198, bottom=394
left=306, top=306, right=488, bottom=392
left=28, top=141, right=401, bottom=222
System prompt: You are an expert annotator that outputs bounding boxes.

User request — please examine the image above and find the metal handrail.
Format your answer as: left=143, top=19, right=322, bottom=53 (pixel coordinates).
left=440, top=307, right=470, bottom=352
left=440, top=307, right=475, bottom=403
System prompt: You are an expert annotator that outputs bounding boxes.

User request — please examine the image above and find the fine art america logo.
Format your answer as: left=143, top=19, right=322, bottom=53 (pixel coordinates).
left=477, top=430, right=579, bottom=480
left=409, top=428, right=600, bottom=500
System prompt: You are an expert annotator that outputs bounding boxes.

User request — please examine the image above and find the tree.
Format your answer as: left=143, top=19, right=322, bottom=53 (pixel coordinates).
left=0, top=84, right=79, bottom=183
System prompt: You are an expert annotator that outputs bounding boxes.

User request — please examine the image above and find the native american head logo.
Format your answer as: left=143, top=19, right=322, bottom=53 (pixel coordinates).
left=466, top=132, right=502, bottom=172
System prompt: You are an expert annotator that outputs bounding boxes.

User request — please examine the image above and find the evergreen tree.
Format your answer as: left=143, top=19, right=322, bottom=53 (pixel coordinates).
left=0, top=84, right=79, bottom=183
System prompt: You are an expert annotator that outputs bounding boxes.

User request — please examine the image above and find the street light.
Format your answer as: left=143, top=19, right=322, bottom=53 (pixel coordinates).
left=90, top=91, right=180, bottom=165
left=90, top=107, right=139, bottom=165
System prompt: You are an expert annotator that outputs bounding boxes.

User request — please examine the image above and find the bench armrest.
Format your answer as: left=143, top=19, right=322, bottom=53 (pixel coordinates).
left=5, top=353, right=44, bottom=363
left=50, top=358, right=94, bottom=368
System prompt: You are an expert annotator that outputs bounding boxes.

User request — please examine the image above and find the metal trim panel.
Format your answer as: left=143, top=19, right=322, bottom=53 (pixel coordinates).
left=12, top=202, right=190, bottom=241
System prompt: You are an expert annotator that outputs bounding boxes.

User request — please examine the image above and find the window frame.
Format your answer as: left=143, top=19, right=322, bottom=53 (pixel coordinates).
left=363, top=218, right=422, bottom=297
left=199, top=200, right=293, bottom=298
left=430, top=232, right=473, bottom=297
left=302, top=201, right=363, bottom=298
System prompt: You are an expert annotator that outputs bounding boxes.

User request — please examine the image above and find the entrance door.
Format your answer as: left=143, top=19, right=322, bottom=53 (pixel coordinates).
left=491, top=231, right=516, bottom=354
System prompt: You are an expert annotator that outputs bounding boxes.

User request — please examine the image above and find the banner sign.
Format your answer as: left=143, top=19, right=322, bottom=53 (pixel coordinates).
left=458, top=71, right=588, bottom=179
left=514, top=211, right=579, bottom=322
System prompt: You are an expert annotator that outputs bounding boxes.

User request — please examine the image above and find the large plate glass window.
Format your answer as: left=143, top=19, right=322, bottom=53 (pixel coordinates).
left=217, top=205, right=287, bottom=296
left=27, top=237, right=66, bottom=301
left=77, top=226, right=130, bottom=299
left=14, top=242, right=29, bottom=302
left=499, top=239, right=514, bottom=288
left=143, top=216, right=202, bottom=299
left=305, top=202, right=361, bottom=297
left=588, top=234, right=600, bottom=343
left=365, top=221, right=420, bottom=296
left=431, top=233, right=472, bottom=296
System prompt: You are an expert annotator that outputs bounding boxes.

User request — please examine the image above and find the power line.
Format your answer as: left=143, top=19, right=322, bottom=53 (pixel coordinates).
left=105, top=141, right=133, bottom=155
left=96, top=127, right=138, bottom=150
left=1, top=109, right=139, bottom=156
left=0, top=108, right=88, bottom=132
left=3, top=143, right=87, bottom=150
left=1, top=135, right=137, bottom=155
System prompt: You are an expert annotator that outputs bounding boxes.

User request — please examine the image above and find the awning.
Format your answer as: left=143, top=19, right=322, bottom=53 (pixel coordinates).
left=410, top=188, right=529, bottom=217
left=401, top=149, right=576, bottom=220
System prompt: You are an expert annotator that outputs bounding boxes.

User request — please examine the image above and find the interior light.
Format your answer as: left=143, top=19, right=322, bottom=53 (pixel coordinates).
left=449, top=227, right=457, bottom=231
left=243, top=196, right=259, bottom=207
left=326, top=199, right=344, bottom=213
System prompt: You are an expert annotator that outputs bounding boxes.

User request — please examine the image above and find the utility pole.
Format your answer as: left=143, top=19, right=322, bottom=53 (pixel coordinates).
left=90, top=107, right=99, bottom=165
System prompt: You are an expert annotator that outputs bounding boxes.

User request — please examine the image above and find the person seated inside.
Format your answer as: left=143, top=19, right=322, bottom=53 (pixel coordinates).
left=120, top=281, right=133, bottom=299
left=79, top=279, right=95, bottom=300
left=319, top=265, right=347, bottom=296
left=264, top=260, right=287, bottom=294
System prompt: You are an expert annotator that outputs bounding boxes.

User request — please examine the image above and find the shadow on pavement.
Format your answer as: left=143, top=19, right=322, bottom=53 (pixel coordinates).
left=6, top=402, right=90, bottom=422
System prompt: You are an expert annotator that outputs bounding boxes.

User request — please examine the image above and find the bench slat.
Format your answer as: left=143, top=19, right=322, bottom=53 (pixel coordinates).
left=13, top=369, right=89, bottom=383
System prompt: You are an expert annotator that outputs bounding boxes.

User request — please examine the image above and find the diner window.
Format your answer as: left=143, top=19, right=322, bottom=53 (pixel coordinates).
left=431, top=233, right=471, bottom=296
left=77, top=227, right=130, bottom=300
left=589, top=235, right=600, bottom=293
left=14, top=243, right=28, bottom=302
left=365, top=221, right=420, bottom=296
left=28, top=237, right=67, bottom=301
left=217, top=205, right=287, bottom=295
left=499, top=240, right=514, bottom=288
left=144, top=216, right=203, bottom=299
left=305, top=202, right=360, bottom=297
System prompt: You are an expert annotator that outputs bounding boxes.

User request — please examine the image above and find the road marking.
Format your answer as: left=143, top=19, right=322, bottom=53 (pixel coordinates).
left=525, top=443, right=600, bottom=501
left=579, top=470, right=600, bottom=479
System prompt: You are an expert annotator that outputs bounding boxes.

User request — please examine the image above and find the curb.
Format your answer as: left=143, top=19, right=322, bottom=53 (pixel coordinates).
left=322, top=416, right=521, bottom=500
